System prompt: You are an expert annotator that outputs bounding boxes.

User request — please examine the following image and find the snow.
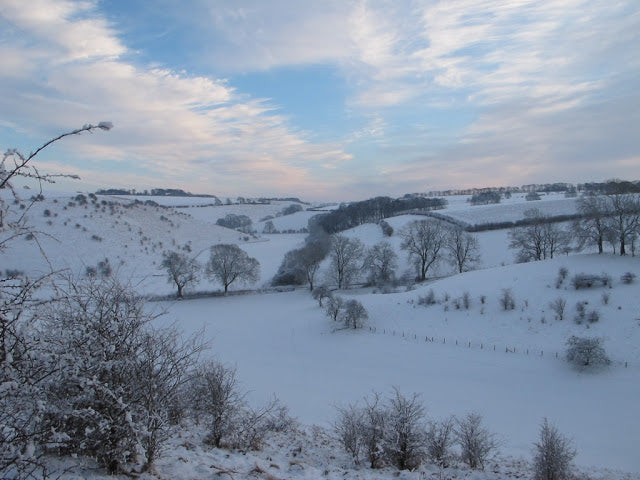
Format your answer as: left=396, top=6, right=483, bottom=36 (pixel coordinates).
left=155, top=254, right=640, bottom=473
left=3, top=191, right=640, bottom=478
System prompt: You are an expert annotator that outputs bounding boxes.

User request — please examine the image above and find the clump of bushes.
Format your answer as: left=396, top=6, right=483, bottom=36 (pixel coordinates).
left=417, top=289, right=437, bottom=306
left=335, top=390, right=498, bottom=471
left=379, top=220, right=394, bottom=237
left=499, top=288, right=516, bottom=310
left=571, top=273, right=611, bottom=289
left=555, top=267, right=568, bottom=289
left=621, top=272, right=636, bottom=284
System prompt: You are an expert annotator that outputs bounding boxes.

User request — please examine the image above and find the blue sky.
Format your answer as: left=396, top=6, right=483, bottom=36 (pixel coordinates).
left=1, top=0, right=638, bottom=201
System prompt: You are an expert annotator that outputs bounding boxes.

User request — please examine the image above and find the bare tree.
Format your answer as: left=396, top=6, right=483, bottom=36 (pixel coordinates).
left=384, top=388, right=428, bottom=470
left=328, top=234, right=364, bottom=289
left=297, top=244, right=327, bottom=290
left=606, top=193, right=640, bottom=256
left=565, top=336, right=610, bottom=369
left=342, top=299, right=368, bottom=329
left=549, top=297, right=567, bottom=321
left=188, top=360, right=244, bottom=448
left=325, top=295, right=345, bottom=322
left=161, top=250, right=199, bottom=298
left=426, top=416, right=456, bottom=468
left=334, top=392, right=387, bottom=469
left=509, top=209, right=570, bottom=262
left=206, top=244, right=260, bottom=294
left=499, top=288, right=516, bottom=310
left=455, top=412, right=498, bottom=470
left=131, top=326, right=204, bottom=470
left=312, top=284, right=332, bottom=307
left=334, top=404, right=365, bottom=465
left=364, top=241, right=397, bottom=286
left=532, top=418, right=576, bottom=480
left=262, top=220, right=277, bottom=234
left=400, top=220, right=446, bottom=281
left=446, top=225, right=480, bottom=273
left=574, top=195, right=609, bottom=254
left=187, top=360, right=294, bottom=452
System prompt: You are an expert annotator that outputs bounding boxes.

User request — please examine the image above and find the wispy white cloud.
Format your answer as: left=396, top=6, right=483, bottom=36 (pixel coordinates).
left=1, top=0, right=638, bottom=200
left=0, top=0, right=352, bottom=198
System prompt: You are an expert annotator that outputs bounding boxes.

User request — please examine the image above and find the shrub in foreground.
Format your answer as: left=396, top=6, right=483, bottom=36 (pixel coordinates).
left=532, top=418, right=576, bottom=480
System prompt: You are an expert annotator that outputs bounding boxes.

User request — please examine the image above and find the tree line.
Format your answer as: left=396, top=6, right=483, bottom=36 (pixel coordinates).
left=313, top=195, right=447, bottom=234
left=273, top=220, right=481, bottom=291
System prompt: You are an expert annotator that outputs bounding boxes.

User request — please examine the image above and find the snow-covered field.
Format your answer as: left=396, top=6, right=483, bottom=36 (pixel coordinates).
left=156, top=253, right=640, bottom=474
left=3, top=191, right=640, bottom=478
left=429, top=192, right=578, bottom=228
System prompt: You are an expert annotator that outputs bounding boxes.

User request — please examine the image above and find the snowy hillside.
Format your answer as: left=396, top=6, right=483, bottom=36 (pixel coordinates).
left=1, top=193, right=307, bottom=293
left=3, top=190, right=639, bottom=478
left=157, top=253, right=640, bottom=474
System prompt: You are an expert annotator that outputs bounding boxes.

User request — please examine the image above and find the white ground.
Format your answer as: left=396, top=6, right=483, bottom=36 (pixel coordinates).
left=3, top=191, right=639, bottom=478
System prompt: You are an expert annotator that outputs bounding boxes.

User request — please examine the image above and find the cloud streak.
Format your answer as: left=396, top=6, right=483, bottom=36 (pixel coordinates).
left=0, top=0, right=352, bottom=198
left=1, top=0, right=638, bottom=200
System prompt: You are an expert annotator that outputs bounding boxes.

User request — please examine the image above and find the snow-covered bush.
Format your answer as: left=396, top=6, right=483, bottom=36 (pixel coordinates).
left=417, top=289, right=437, bottom=306
left=188, top=360, right=295, bottom=452
left=0, top=275, right=50, bottom=480
left=571, top=273, right=611, bottom=289
left=189, top=361, right=243, bottom=448
left=499, top=288, right=516, bottom=311
left=621, top=271, right=636, bottom=284
left=532, top=418, right=576, bottom=480
left=526, top=191, right=542, bottom=201
left=1, top=123, right=111, bottom=479
left=462, top=291, right=471, bottom=310
left=565, top=336, right=610, bottom=369
left=280, top=203, right=303, bottom=216
left=334, top=404, right=365, bottom=465
left=379, top=220, right=394, bottom=237
left=573, top=301, right=587, bottom=324
left=334, top=389, right=429, bottom=470
left=325, top=295, right=345, bottom=322
left=385, top=389, right=428, bottom=470
left=555, top=267, right=568, bottom=289
left=40, top=275, right=202, bottom=473
left=426, top=416, right=456, bottom=468
left=226, top=397, right=294, bottom=451
left=312, top=285, right=332, bottom=307
left=342, top=299, right=368, bottom=329
left=455, top=412, right=498, bottom=470
left=549, top=297, right=567, bottom=321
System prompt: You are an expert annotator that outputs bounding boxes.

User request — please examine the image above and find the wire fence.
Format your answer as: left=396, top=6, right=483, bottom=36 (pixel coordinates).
left=366, top=325, right=633, bottom=369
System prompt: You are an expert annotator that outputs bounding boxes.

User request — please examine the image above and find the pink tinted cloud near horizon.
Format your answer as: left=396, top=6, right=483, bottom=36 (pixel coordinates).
left=1, top=0, right=639, bottom=199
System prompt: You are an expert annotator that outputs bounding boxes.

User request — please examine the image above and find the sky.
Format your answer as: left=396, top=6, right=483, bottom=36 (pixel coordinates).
left=0, top=0, right=638, bottom=201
